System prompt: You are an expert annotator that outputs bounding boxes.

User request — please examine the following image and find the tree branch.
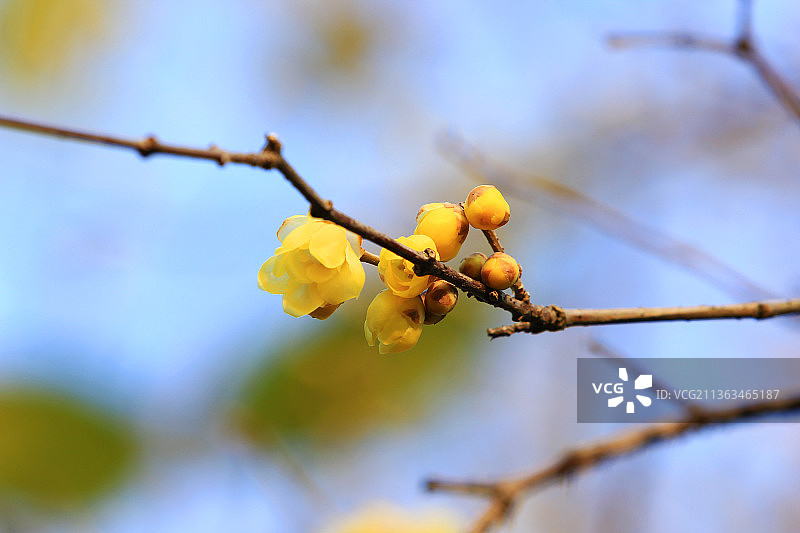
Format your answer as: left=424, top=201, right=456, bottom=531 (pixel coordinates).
left=2, top=114, right=797, bottom=337
left=488, top=298, right=800, bottom=338
left=360, top=250, right=380, bottom=266
left=608, top=0, right=800, bottom=125
left=427, top=392, right=800, bottom=533
left=0, top=113, right=534, bottom=319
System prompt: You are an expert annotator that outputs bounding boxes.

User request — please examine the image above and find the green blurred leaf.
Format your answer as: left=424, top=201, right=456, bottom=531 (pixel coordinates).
left=234, top=299, right=486, bottom=447
left=0, top=388, right=136, bottom=510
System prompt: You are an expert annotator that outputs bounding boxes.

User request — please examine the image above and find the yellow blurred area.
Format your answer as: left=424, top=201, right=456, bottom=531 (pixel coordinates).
left=0, top=388, right=136, bottom=510
left=0, top=0, right=111, bottom=83
left=319, top=501, right=460, bottom=533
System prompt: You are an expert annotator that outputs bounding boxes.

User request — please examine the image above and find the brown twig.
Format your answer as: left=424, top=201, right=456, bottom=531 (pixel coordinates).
left=360, top=250, right=380, bottom=266
left=480, top=229, right=531, bottom=303
left=0, top=113, right=534, bottom=320
left=427, top=391, right=800, bottom=533
left=2, top=114, right=797, bottom=336
left=608, top=0, right=800, bottom=125
left=488, top=298, right=800, bottom=338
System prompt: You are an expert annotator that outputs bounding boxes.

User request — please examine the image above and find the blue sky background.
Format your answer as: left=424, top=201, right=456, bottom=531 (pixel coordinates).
left=1, top=1, right=799, bottom=531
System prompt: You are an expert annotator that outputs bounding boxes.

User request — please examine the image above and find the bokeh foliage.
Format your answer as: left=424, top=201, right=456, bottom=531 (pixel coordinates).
left=234, top=299, right=486, bottom=447
left=0, top=388, right=136, bottom=510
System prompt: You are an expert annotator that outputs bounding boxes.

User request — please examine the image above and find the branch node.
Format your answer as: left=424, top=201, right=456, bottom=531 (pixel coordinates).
left=263, top=133, right=282, bottom=154
left=523, top=304, right=567, bottom=334
left=208, top=144, right=230, bottom=166
left=137, top=135, right=159, bottom=157
left=412, top=248, right=439, bottom=277
left=309, top=199, right=334, bottom=219
left=734, top=36, right=753, bottom=55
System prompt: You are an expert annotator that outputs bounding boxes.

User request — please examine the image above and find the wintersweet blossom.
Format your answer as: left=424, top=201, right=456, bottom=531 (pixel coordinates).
left=319, top=502, right=460, bottom=533
left=258, top=214, right=365, bottom=318
left=364, top=290, right=425, bottom=354
left=377, top=234, right=439, bottom=297
left=413, top=202, right=469, bottom=261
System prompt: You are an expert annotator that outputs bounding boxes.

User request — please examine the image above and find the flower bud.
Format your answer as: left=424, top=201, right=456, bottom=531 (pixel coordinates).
left=481, top=252, right=520, bottom=290
left=424, top=280, right=458, bottom=317
left=364, top=290, right=425, bottom=354
left=458, top=252, right=487, bottom=281
left=464, top=185, right=510, bottom=230
left=413, top=202, right=469, bottom=261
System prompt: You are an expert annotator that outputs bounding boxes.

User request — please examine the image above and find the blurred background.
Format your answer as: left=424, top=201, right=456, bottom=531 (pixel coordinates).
left=0, top=0, right=799, bottom=531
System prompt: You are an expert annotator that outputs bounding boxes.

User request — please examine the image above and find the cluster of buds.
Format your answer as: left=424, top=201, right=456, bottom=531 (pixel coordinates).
left=364, top=184, right=521, bottom=353
left=258, top=185, right=523, bottom=354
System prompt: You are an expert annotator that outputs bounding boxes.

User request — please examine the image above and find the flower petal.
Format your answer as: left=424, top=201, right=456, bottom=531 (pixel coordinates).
left=364, top=320, right=376, bottom=346
left=317, top=248, right=365, bottom=304
left=345, top=231, right=364, bottom=258
left=305, top=260, right=337, bottom=283
left=282, top=281, right=324, bottom=317
left=280, top=220, right=323, bottom=252
left=277, top=215, right=308, bottom=241
left=282, top=250, right=315, bottom=283
left=257, top=256, right=288, bottom=294
left=308, top=223, right=348, bottom=268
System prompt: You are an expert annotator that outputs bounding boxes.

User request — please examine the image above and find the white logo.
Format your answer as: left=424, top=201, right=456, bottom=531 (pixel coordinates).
left=607, top=368, right=652, bottom=414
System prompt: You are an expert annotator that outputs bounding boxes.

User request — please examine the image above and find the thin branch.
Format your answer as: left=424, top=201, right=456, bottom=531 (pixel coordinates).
left=0, top=113, right=534, bottom=320
left=360, top=250, right=380, bottom=266
left=608, top=0, right=800, bottom=125
left=488, top=298, right=800, bottom=337
left=607, top=33, right=732, bottom=54
left=2, top=114, right=797, bottom=337
left=588, top=339, right=703, bottom=415
left=0, top=114, right=284, bottom=168
left=427, top=392, right=800, bottom=533
left=736, top=0, right=754, bottom=43
left=480, top=229, right=531, bottom=303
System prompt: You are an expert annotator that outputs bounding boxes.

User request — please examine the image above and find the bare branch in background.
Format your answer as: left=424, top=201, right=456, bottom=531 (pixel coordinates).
left=438, top=133, right=779, bottom=304
left=608, top=0, right=800, bottom=125
left=427, top=392, right=800, bottom=533
left=588, top=339, right=704, bottom=415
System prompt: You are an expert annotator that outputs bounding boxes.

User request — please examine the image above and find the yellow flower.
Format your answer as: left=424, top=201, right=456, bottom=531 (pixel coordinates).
left=413, top=202, right=469, bottom=261
left=364, top=290, right=425, bottom=354
left=320, top=501, right=460, bottom=533
left=378, top=234, right=439, bottom=297
left=464, top=185, right=510, bottom=230
left=258, top=214, right=365, bottom=318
